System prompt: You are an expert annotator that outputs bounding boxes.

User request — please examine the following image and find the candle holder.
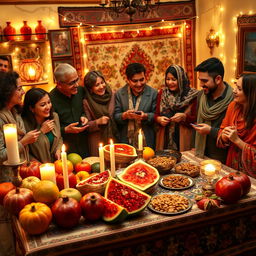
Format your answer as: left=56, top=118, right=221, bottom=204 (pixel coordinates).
left=136, top=149, right=144, bottom=161
left=2, top=159, right=26, bottom=187
left=200, top=159, right=221, bottom=192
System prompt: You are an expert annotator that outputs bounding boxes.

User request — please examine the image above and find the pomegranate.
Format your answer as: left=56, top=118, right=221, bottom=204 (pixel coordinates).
left=80, top=192, right=105, bottom=221
left=56, top=172, right=77, bottom=190
left=215, top=175, right=243, bottom=204
left=19, top=161, right=41, bottom=179
left=229, top=171, right=251, bottom=196
left=196, top=197, right=221, bottom=211
left=51, top=196, right=81, bottom=228
left=3, top=187, right=34, bottom=216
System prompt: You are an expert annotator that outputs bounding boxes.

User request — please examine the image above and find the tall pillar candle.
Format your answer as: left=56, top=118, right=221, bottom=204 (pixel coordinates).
left=39, top=163, right=56, bottom=183
left=138, top=128, right=143, bottom=150
left=109, top=139, right=115, bottom=177
left=3, top=124, right=20, bottom=165
left=61, top=144, right=69, bottom=188
left=99, top=143, right=105, bottom=173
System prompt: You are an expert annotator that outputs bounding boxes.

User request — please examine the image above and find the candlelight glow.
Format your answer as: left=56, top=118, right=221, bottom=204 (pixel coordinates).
left=61, top=144, right=66, bottom=152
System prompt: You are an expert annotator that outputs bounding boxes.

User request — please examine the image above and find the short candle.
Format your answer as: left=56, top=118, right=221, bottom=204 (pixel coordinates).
left=204, top=164, right=216, bottom=176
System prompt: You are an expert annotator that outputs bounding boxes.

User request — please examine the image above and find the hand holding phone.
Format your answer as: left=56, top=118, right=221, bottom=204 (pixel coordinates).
left=134, top=111, right=142, bottom=115
left=190, top=123, right=201, bottom=127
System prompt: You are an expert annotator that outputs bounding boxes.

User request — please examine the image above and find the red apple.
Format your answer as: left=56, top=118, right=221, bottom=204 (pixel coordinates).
left=56, top=173, right=77, bottom=190
left=75, top=162, right=91, bottom=173
left=18, top=161, right=41, bottom=179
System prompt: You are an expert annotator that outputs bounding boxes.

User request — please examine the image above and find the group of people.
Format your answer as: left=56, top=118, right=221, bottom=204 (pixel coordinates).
left=0, top=55, right=255, bottom=256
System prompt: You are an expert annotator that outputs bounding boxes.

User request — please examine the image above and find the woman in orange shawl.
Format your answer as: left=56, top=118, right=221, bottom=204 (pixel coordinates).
left=217, top=73, right=256, bottom=177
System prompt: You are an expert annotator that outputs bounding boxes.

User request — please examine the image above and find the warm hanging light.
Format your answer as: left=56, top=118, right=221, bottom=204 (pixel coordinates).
left=19, top=59, right=43, bottom=83
left=100, top=0, right=159, bottom=22
left=206, top=28, right=220, bottom=55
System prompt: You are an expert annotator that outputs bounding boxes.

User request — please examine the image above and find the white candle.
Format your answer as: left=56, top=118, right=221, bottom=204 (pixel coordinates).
left=99, top=143, right=105, bottom=173
left=3, top=124, right=20, bottom=165
left=40, top=163, right=56, bottom=183
left=109, top=139, right=115, bottom=177
left=61, top=144, right=69, bottom=188
left=138, top=129, right=143, bottom=150
left=204, top=164, right=216, bottom=176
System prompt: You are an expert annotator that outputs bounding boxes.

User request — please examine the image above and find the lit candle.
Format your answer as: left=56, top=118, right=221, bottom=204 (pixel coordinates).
left=61, top=144, right=69, bottom=188
left=3, top=124, right=20, bottom=165
left=204, top=164, right=216, bottom=176
left=99, top=143, right=105, bottom=173
left=109, top=139, right=115, bottom=177
left=138, top=129, right=143, bottom=150
left=39, top=163, right=56, bottom=183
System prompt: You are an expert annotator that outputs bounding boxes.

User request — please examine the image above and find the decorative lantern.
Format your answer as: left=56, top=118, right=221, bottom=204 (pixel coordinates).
left=19, top=59, right=43, bottom=83
left=206, top=28, right=220, bottom=55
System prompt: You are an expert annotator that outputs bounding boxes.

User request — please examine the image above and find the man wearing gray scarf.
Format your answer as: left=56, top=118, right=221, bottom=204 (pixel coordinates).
left=193, top=58, right=233, bottom=163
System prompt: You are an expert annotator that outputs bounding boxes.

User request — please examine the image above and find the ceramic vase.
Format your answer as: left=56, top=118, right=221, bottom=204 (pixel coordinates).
left=20, top=21, right=32, bottom=41
left=35, top=20, right=46, bottom=40
left=3, top=22, right=16, bottom=41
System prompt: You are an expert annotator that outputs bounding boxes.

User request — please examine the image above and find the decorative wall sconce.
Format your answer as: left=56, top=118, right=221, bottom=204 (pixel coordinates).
left=206, top=28, right=219, bottom=55
left=19, top=58, right=43, bottom=83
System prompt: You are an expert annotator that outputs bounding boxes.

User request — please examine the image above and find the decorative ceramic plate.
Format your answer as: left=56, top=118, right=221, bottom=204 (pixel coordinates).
left=159, top=174, right=194, bottom=190
left=148, top=193, right=193, bottom=215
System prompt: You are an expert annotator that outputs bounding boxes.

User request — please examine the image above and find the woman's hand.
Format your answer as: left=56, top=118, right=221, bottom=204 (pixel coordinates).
left=40, top=120, right=54, bottom=134
left=20, top=130, right=41, bottom=146
left=222, top=126, right=246, bottom=150
left=157, top=116, right=170, bottom=126
left=96, top=116, right=110, bottom=125
left=170, top=113, right=186, bottom=123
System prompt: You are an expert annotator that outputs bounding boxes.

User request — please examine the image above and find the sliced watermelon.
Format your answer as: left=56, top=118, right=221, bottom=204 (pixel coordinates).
left=103, top=198, right=128, bottom=223
left=119, top=160, right=160, bottom=192
left=105, top=178, right=151, bottom=216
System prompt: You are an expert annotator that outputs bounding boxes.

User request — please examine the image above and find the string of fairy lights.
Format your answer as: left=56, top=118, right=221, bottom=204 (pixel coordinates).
left=0, top=3, right=255, bottom=86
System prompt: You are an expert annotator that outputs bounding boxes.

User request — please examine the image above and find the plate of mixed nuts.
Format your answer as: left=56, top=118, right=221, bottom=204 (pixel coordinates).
left=148, top=193, right=192, bottom=215
left=159, top=174, right=194, bottom=190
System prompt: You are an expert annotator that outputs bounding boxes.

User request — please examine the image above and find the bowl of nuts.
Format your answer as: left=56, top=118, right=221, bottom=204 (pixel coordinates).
left=174, top=162, right=200, bottom=177
left=148, top=194, right=192, bottom=215
left=147, top=156, right=177, bottom=174
left=155, top=149, right=182, bottom=163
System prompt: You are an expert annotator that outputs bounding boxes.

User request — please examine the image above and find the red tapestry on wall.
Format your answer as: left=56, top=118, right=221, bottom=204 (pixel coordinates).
left=76, top=20, right=195, bottom=90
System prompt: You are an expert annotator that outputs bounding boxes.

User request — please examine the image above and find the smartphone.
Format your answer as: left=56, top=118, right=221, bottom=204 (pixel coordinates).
left=190, top=123, right=201, bottom=127
left=134, top=111, right=142, bottom=115
left=77, top=120, right=86, bottom=127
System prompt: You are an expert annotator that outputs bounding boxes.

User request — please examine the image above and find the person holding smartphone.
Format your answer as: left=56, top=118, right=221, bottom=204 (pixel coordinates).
left=114, top=63, right=157, bottom=149
left=22, top=88, right=63, bottom=163
left=155, top=65, right=198, bottom=151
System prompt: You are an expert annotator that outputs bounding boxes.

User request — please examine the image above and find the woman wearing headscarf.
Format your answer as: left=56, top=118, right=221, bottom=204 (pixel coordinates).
left=217, top=73, right=256, bottom=177
left=83, top=71, right=119, bottom=156
left=155, top=65, right=198, bottom=151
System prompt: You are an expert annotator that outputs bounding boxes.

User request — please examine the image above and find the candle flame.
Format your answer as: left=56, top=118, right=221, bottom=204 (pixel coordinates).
left=61, top=144, right=66, bottom=152
left=99, top=143, right=103, bottom=147
left=109, top=139, right=113, bottom=145
left=139, top=129, right=142, bottom=135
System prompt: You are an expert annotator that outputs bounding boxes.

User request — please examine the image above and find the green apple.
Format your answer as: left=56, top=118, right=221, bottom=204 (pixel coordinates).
left=59, top=188, right=82, bottom=202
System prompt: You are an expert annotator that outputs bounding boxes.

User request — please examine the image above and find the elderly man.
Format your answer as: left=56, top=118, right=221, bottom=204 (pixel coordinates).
left=50, top=63, right=89, bottom=158
left=193, top=57, right=233, bottom=163
left=114, top=63, right=157, bottom=149
left=0, top=56, right=10, bottom=72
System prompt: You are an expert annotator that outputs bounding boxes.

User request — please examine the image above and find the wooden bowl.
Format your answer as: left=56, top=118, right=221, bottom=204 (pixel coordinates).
left=147, top=156, right=177, bottom=175
left=103, top=143, right=137, bottom=164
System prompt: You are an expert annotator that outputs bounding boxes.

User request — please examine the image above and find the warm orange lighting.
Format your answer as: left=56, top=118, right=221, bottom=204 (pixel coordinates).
left=206, top=28, right=220, bottom=55
left=19, top=59, right=43, bottom=83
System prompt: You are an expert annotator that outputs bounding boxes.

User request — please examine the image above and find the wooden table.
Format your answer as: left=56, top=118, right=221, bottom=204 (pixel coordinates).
left=13, top=151, right=256, bottom=256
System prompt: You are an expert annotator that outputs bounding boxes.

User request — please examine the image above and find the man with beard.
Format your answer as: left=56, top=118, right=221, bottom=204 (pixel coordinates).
left=114, top=63, right=157, bottom=149
left=193, top=57, right=233, bottom=163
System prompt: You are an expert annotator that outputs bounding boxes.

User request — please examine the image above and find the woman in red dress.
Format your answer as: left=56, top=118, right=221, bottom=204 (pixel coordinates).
left=217, top=73, right=256, bottom=177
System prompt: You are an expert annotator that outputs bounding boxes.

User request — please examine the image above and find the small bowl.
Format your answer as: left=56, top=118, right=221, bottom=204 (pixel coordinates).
left=147, top=156, right=177, bottom=174
left=155, top=150, right=182, bottom=163
left=174, top=162, right=200, bottom=178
